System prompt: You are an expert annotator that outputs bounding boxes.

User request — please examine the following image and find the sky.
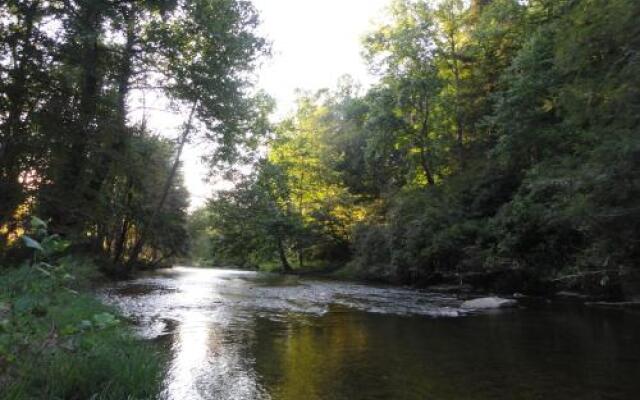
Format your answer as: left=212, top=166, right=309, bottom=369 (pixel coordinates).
left=140, top=0, right=390, bottom=210
left=251, top=0, right=389, bottom=116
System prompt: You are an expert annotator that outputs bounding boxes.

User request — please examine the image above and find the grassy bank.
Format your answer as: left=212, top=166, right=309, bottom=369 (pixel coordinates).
left=0, top=257, right=163, bottom=399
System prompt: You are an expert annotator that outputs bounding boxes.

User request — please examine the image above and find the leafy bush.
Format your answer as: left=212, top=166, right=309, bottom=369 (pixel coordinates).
left=348, top=223, right=393, bottom=281
left=0, top=220, right=164, bottom=399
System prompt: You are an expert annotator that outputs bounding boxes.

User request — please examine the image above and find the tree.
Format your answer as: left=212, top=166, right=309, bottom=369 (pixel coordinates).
left=364, top=0, right=444, bottom=185
left=1, top=0, right=269, bottom=272
left=1, top=0, right=54, bottom=247
left=207, top=161, right=302, bottom=271
left=126, top=0, right=269, bottom=266
left=199, top=0, right=640, bottom=295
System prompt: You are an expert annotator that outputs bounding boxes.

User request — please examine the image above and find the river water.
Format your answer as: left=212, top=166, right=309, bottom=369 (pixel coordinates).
left=100, top=267, right=640, bottom=400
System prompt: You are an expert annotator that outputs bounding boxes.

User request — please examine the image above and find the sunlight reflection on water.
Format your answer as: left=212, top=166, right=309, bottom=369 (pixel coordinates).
left=99, top=267, right=640, bottom=400
left=100, top=267, right=463, bottom=399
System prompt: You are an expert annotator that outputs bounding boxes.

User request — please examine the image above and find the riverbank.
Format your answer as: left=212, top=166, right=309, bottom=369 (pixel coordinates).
left=0, top=257, right=163, bottom=399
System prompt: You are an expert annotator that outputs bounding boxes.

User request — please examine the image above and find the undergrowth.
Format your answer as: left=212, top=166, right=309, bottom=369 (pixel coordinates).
left=0, top=218, right=164, bottom=399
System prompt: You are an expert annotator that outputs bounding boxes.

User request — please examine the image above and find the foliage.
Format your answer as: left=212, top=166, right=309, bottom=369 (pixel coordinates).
left=194, top=0, right=640, bottom=298
left=0, top=0, right=268, bottom=271
left=0, top=255, right=163, bottom=399
left=21, top=216, right=70, bottom=266
left=201, top=91, right=372, bottom=271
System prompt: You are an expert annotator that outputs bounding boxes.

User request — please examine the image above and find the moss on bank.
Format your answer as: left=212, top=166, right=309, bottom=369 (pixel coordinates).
left=0, top=257, right=163, bottom=399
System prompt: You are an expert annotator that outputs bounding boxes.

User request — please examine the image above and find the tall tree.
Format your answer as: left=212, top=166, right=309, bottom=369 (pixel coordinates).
left=364, top=0, right=443, bottom=185
left=0, top=0, right=52, bottom=242
left=126, top=0, right=269, bottom=266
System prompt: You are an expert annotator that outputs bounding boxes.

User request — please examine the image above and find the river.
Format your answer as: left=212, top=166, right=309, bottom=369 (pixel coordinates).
left=100, top=267, right=640, bottom=400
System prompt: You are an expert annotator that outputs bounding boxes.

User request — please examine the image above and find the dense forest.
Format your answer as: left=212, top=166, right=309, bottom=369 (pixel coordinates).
left=190, top=0, right=640, bottom=295
left=0, top=0, right=269, bottom=272
left=2, top=0, right=639, bottom=292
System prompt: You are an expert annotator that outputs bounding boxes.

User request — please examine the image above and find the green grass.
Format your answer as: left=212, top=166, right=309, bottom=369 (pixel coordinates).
left=0, top=257, right=164, bottom=399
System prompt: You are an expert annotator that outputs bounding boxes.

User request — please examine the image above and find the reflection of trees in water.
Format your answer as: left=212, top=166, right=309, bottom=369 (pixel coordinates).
left=252, top=311, right=376, bottom=400
left=250, top=308, right=640, bottom=400
left=104, top=268, right=640, bottom=400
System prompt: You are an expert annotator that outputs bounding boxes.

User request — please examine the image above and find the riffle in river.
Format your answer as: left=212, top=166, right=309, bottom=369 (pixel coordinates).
left=100, top=267, right=640, bottom=400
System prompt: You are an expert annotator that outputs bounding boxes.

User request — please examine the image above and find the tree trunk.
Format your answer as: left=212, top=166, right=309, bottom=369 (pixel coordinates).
left=419, top=147, right=436, bottom=186
left=450, top=34, right=465, bottom=168
left=117, top=7, right=136, bottom=122
left=112, top=180, right=134, bottom=263
left=112, top=217, right=130, bottom=264
left=86, top=5, right=137, bottom=249
left=126, top=101, right=198, bottom=268
left=416, top=102, right=435, bottom=186
left=277, top=236, right=292, bottom=272
left=53, top=2, right=102, bottom=232
left=78, top=5, right=100, bottom=137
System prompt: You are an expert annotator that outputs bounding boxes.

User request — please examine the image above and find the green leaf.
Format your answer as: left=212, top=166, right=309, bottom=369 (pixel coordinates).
left=38, top=262, right=54, bottom=269
left=92, top=312, right=118, bottom=329
left=22, top=235, right=43, bottom=252
left=78, top=320, right=93, bottom=331
left=35, top=266, right=51, bottom=276
left=30, top=216, right=48, bottom=230
left=41, top=235, right=71, bottom=255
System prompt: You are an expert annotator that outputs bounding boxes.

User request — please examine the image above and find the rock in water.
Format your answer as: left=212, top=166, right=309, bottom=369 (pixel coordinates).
left=461, top=297, right=517, bottom=310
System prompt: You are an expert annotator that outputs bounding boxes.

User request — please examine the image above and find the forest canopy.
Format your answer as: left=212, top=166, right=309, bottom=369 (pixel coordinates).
left=2, top=0, right=639, bottom=295
left=191, top=0, right=640, bottom=293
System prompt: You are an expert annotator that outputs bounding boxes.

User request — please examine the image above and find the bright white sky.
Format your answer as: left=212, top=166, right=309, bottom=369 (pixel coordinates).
left=251, top=0, right=388, bottom=116
left=140, top=0, right=389, bottom=210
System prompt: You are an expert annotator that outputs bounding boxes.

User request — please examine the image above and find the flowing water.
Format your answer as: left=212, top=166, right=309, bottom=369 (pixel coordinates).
left=100, top=267, right=640, bottom=400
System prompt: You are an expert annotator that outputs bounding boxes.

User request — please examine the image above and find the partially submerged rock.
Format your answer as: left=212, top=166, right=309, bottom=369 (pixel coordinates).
left=461, top=297, right=517, bottom=310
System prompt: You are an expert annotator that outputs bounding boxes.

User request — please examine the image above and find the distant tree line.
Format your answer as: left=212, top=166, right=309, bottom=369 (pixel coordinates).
left=195, top=0, right=640, bottom=294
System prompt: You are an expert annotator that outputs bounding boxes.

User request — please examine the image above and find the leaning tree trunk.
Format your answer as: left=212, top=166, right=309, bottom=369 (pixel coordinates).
left=126, top=101, right=198, bottom=269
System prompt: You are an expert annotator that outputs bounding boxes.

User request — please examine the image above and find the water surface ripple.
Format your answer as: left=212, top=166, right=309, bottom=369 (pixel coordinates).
left=100, top=267, right=640, bottom=400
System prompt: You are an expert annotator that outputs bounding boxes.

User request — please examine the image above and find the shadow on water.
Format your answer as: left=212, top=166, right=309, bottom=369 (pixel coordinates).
left=100, top=267, right=640, bottom=400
